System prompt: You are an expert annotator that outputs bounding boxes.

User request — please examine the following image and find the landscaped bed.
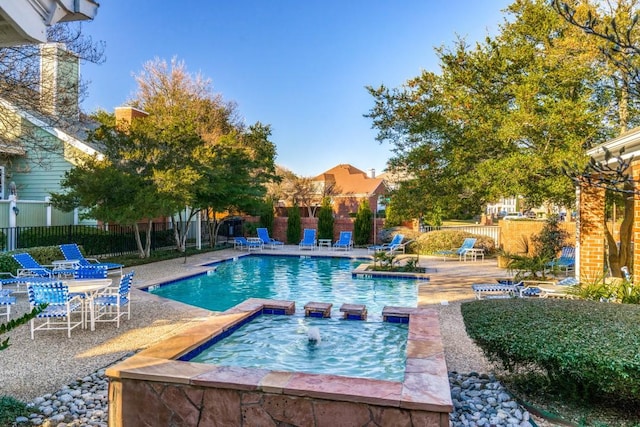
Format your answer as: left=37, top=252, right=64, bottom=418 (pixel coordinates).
left=462, top=298, right=640, bottom=425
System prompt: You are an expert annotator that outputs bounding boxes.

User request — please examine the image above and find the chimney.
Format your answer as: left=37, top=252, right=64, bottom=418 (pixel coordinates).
left=114, top=106, right=149, bottom=131
left=39, top=43, right=79, bottom=120
left=369, top=168, right=376, bottom=178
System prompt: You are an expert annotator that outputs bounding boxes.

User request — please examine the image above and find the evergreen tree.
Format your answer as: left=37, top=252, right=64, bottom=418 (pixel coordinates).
left=353, top=200, right=373, bottom=245
left=317, top=197, right=334, bottom=240
left=286, top=204, right=301, bottom=244
left=259, top=198, right=275, bottom=234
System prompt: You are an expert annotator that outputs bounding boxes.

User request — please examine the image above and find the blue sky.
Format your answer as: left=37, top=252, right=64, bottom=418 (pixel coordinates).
left=80, top=1, right=512, bottom=177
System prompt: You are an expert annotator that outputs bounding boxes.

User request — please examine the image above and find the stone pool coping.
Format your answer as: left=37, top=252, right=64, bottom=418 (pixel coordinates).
left=106, top=298, right=453, bottom=415
left=351, top=262, right=431, bottom=280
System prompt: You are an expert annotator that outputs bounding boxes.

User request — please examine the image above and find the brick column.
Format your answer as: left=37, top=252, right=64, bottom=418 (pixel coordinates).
left=578, top=181, right=606, bottom=279
left=632, top=161, right=640, bottom=284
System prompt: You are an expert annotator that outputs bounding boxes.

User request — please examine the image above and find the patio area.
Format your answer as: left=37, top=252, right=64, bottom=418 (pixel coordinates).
left=0, top=247, right=502, bottom=421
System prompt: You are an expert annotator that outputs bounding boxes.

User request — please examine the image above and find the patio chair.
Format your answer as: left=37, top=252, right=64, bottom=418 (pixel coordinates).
left=545, top=246, right=575, bottom=275
left=437, top=238, right=477, bottom=261
left=59, top=244, right=124, bottom=276
left=93, top=271, right=134, bottom=328
left=367, top=234, right=404, bottom=254
left=234, top=237, right=263, bottom=251
left=299, top=229, right=317, bottom=250
left=28, top=282, right=84, bottom=339
left=12, top=253, right=74, bottom=278
left=0, top=289, right=16, bottom=321
left=257, top=228, right=284, bottom=249
left=74, top=264, right=108, bottom=279
left=333, top=231, right=353, bottom=251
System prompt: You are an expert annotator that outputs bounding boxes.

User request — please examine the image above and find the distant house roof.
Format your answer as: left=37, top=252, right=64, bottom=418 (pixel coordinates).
left=312, top=163, right=386, bottom=196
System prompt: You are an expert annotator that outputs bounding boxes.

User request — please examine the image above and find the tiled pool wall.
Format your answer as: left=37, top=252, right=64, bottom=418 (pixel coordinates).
left=106, top=299, right=452, bottom=426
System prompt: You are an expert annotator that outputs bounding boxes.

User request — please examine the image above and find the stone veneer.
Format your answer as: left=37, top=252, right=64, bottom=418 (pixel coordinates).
left=106, top=298, right=452, bottom=426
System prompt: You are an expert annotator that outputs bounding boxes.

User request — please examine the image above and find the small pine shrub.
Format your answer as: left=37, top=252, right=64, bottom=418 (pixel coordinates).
left=317, top=198, right=334, bottom=241
left=353, top=200, right=373, bottom=245
left=259, top=200, right=275, bottom=234
left=286, top=204, right=301, bottom=244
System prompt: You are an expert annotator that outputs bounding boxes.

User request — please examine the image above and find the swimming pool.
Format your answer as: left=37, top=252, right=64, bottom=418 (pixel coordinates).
left=188, top=314, right=409, bottom=381
left=148, top=255, right=418, bottom=318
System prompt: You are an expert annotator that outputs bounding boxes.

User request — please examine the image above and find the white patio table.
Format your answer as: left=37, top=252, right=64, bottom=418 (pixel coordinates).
left=64, top=278, right=112, bottom=331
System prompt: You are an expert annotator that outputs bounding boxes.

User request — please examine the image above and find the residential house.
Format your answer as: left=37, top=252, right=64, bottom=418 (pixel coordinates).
left=0, top=1, right=99, bottom=46
left=0, top=43, right=102, bottom=204
left=312, top=164, right=387, bottom=218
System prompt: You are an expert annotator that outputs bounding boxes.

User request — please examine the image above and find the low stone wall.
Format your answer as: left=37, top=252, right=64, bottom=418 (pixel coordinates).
left=107, top=299, right=452, bottom=427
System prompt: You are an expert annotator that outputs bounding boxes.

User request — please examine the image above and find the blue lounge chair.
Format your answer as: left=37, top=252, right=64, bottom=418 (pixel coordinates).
left=59, top=244, right=123, bottom=276
left=367, top=234, right=404, bottom=254
left=234, top=237, right=263, bottom=251
left=12, top=253, right=75, bottom=278
left=257, top=228, right=284, bottom=249
left=437, top=238, right=477, bottom=261
left=546, top=246, right=575, bottom=275
left=299, top=229, right=317, bottom=250
left=333, top=231, right=353, bottom=251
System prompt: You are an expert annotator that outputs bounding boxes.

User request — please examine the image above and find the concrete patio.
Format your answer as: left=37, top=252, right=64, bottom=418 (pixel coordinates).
left=0, top=246, right=502, bottom=402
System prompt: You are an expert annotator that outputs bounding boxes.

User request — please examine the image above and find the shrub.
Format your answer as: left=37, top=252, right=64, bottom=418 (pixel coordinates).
left=286, top=204, right=301, bottom=244
left=353, top=200, right=373, bottom=245
left=0, top=396, right=39, bottom=425
left=317, top=198, right=334, bottom=241
left=462, top=298, right=640, bottom=404
left=413, top=230, right=496, bottom=256
left=259, top=199, right=275, bottom=234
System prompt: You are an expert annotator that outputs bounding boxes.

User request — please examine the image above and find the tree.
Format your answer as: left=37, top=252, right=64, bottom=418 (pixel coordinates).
left=286, top=204, right=302, bottom=244
left=365, top=0, right=616, bottom=221
left=554, top=0, right=640, bottom=275
left=353, top=200, right=373, bottom=245
left=317, top=197, right=334, bottom=240
left=259, top=198, right=275, bottom=234
left=52, top=57, right=277, bottom=257
left=50, top=116, right=176, bottom=258
left=128, top=57, right=277, bottom=252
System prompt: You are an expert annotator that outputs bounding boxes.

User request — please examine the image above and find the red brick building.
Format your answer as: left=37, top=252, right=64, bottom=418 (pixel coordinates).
left=311, top=164, right=387, bottom=218
left=584, top=128, right=640, bottom=283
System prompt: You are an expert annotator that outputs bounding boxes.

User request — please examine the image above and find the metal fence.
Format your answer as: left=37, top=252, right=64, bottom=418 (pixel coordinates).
left=0, top=220, right=244, bottom=255
left=422, top=225, right=500, bottom=243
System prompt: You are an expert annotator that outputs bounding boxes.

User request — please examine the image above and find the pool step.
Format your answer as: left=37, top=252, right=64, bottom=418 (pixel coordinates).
left=382, top=306, right=414, bottom=324
left=339, top=303, right=367, bottom=320
left=304, top=302, right=332, bottom=318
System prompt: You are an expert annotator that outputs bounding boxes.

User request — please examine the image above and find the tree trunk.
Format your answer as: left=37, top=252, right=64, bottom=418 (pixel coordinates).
left=133, top=223, right=146, bottom=258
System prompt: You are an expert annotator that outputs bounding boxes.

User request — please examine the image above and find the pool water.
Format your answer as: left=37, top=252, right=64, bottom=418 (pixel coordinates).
left=188, top=314, right=409, bottom=381
left=149, top=255, right=418, bottom=318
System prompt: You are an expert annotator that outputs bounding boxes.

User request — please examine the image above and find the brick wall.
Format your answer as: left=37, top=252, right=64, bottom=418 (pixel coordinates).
left=250, top=216, right=384, bottom=244
left=499, top=220, right=576, bottom=255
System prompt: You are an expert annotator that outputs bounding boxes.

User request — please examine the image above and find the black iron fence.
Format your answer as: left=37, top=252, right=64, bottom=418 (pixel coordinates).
left=0, top=221, right=241, bottom=256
